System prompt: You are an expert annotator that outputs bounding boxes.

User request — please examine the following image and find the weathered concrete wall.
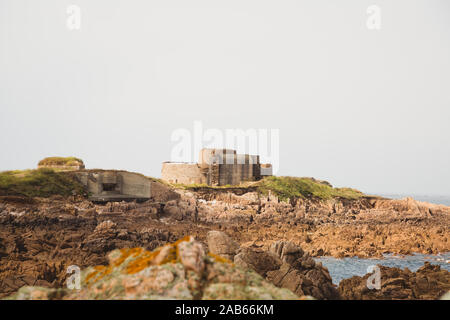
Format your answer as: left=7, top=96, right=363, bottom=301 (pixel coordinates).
left=75, top=172, right=102, bottom=195
left=120, top=172, right=151, bottom=198
left=161, top=163, right=207, bottom=184
left=261, top=164, right=272, bottom=176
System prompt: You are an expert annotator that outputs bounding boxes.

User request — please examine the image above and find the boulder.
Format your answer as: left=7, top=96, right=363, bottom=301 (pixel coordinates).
left=6, top=237, right=299, bottom=300
left=94, top=220, right=116, bottom=233
left=206, top=231, right=239, bottom=261
left=234, top=247, right=282, bottom=277
left=265, top=241, right=339, bottom=299
left=270, top=241, right=304, bottom=264
left=266, top=260, right=340, bottom=300
left=232, top=241, right=339, bottom=300
left=339, top=262, right=450, bottom=300
left=178, top=237, right=205, bottom=274
left=163, top=201, right=184, bottom=221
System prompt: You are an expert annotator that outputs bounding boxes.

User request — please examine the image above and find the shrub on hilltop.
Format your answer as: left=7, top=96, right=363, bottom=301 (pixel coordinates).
left=38, top=157, right=84, bottom=167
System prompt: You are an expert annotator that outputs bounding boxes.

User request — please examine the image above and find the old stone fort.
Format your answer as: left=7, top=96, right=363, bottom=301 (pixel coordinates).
left=37, top=148, right=272, bottom=203
left=161, top=148, right=272, bottom=186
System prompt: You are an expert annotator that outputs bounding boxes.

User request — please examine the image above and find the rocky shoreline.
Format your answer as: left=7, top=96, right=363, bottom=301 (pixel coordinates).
left=173, top=188, right=450, bottom=258
left=339, top=262, right=450, bottom=300
left=0, top=183, right=449, bottom=299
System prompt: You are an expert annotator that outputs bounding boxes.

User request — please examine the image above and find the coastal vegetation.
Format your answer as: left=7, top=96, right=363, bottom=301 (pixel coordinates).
left=256, top=176, right=364, bottom=201
left=176, top=176, right=364, bottom=201
left=0, top=168, right=85, bottom=198
left=0, top=161, right=363, bottom=202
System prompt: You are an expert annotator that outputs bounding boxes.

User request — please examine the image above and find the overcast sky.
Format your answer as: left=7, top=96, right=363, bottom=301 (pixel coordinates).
left=1, top=0, right=449, bottom=195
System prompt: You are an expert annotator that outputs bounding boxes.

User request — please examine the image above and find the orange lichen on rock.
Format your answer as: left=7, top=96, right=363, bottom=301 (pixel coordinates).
left=125, top=248, right=163, bottom=274
left=85, top=265, right=112, bottom=284
left=84, top=236, right=202, bottom=285
left=125, top=236, right=193, bottom=275
left=208, top=252, right=233, bottom=264
left=174, top=235, right=194, bottom=246
left=85, top=249, right=145, bottom=284
left=114, top=248, right=144, bottom=267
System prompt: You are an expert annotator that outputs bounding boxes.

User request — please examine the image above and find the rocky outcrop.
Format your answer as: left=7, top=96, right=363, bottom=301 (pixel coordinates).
left=206, top=231, right=239, bottom=261
left=1, top=187, right=449, bottom=300
left=205, top=231, right=339, bottom=300
left=234, top=247, right=282, bottom=278
left=338, top=262, right=450, bottom=300
left=150, top=188, right=450, bottom=258
left=214, top=235, right=340, bottom=300
left=162, top=200, right=185, bottom=221
left=173, top=189, right=450, bottom=258
left=270, top=241, right=304, bottom=265
left=265, top=241, right=340, bottom=300
left=5, top=237, right=299, bottom=300
left=0, top=197, right=180, bottom=299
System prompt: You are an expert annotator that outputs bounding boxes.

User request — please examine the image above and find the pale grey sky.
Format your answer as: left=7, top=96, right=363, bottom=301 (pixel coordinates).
left=1, top=0, right=450, bottom=195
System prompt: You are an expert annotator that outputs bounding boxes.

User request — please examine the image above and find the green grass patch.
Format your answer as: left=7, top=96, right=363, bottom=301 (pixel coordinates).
left=256, top=176, right=363, bottom=201
left=0, top=168, right=86, bottom=198
left=146, top=176, right=172, bottom=186
left=38, top=156, right=84, bottom=167
left=169, top=176, right=363, bottom=201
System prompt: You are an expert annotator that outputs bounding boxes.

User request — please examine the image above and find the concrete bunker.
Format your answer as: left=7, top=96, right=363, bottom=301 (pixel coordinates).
left=74, top=170, right=152, bottom=203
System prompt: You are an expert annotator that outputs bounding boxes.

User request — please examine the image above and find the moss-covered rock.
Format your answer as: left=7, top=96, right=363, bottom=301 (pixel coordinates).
left=38, top=157, right=84, bottom=168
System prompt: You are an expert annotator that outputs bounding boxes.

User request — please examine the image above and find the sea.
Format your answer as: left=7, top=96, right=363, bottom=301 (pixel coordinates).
left=313, top=193, right=450, bottom=284
left=375, top=193, right=450, bottom=207
left=315, top=253, right=450, bottom=285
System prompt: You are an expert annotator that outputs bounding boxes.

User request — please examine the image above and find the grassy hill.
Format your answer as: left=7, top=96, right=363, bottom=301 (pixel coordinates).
left=0, top=168, right=85, bottom=198
left=0, top=166, right=363, bottom=202
left=256, top=176, right=363, bottom=201
left=176, top=176, right=364, bottom=201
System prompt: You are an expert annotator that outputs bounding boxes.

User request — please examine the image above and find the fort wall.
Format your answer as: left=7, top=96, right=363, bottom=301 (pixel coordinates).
left=161, top=149, right=270, bottom=186
left=161, top=163, right=207, bottom=185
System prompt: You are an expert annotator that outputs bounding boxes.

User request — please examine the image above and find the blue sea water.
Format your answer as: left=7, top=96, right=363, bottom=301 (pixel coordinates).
left=315, top=253, right=450, bottom=285
left=313, top=194, right=450, bottom=284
